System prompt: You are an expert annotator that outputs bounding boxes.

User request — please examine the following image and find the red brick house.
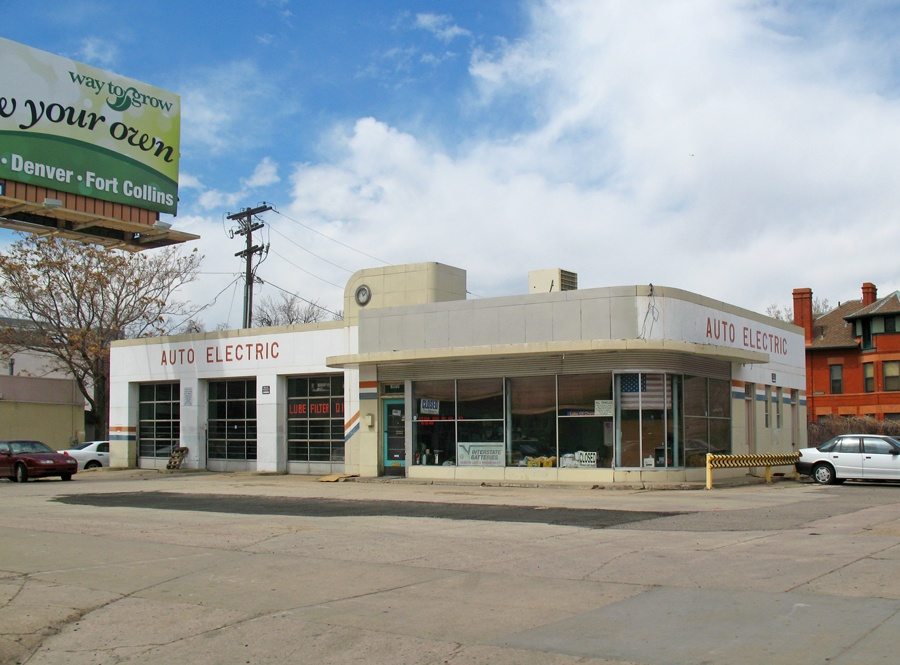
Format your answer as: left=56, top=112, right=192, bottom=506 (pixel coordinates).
left=793, top=283, right=900, bottom=422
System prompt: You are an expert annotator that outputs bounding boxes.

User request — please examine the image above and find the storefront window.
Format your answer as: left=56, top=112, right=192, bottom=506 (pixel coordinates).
left=208, top=379, right=257, bottom=460
left=403, top=371, right=725, bottom=471
left=413, top=380, right=455, bottom=465
left=682, top=376, right=731, bottom=467
left=457, top=378, right=504, bottom=466
left=138, top=382, right=180, bottom=458
left=508, top=376, right=556, bottom=466
left=557, top=373, right=613, bottom=468
left=287, top=374, right=344, bottom=463
left=614, top=373, right=681, bottom=468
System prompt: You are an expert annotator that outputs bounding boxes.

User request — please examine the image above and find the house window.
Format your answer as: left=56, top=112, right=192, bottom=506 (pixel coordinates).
left=830, top=365, right=843, bottom=394
left=886, top=316, right=897, bottom=333
left=776, top=388, right=783, bottom=429
left=885, top=361, right=900, bottom=392
left=861, top=320, right=873, bottom=349
left=864, top=363, right=875, bottom=393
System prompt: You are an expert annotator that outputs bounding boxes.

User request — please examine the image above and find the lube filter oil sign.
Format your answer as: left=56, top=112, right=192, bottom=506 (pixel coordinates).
left=0, top=37, right=180, bottom=214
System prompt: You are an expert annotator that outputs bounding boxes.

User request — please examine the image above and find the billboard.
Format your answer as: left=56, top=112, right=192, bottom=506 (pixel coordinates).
left=0, top=38, right=179, bottom=214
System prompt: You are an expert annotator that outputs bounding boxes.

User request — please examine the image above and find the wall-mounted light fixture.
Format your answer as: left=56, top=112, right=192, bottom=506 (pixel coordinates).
left=365, top=413, right=374, bottom=428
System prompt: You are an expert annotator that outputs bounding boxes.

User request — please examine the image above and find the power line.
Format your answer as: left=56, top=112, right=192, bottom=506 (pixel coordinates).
left=269, top=248, right=345, bottom=289
left=258, top=278, right=343, bottom=319
left=270, top=208, right=389, bottom=266
left=267, top=224, right=353, bottom=274
left=170, top=274, right=243, bottom=330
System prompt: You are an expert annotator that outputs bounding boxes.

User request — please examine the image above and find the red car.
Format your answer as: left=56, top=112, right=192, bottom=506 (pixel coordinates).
left=0, top=440, right=79, bottom=482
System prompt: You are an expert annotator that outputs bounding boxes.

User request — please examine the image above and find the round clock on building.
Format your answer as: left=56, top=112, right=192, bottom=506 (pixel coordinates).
left=354, top=284, right=372, bottom=306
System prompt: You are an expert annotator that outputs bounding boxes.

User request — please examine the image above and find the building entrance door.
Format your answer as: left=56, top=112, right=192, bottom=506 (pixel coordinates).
left=383, top=399, right=406, bottom=475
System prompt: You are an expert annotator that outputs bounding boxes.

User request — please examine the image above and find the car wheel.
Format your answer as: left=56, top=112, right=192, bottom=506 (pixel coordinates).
left=14, top=464, right=28, bottom=483
left=84, top=461, right=102, bottom=470
left=812, top=463, right=836, bottom=485
left=60, top=473, right=73, bottom=481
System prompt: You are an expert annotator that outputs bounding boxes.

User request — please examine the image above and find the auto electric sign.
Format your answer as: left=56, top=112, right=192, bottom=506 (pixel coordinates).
left=0, top=38, right=180, bottom=214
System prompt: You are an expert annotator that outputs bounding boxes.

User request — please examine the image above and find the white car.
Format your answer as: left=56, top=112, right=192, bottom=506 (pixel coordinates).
left=796, top=434, right=900, bottom=484
left=61, top=440, right=110, bottom=470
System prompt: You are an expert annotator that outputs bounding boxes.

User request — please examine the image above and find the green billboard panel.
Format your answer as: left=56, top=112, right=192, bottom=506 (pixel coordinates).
left=0, top=38, right=180, bottom=214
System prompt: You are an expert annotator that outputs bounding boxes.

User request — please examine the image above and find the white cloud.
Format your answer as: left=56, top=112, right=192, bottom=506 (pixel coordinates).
left=178, top=173, right=204, bottom=190
left=242, top=157, right=280, bottom=188
left=281, top=0, right=900, bottom=312
left=77, top=37, right=118, bottom=68
left=415, top=13, right=471, bottom=43
left=197, top=188, right=244, bottom=211
left=179, top=61, right=284, bottom=156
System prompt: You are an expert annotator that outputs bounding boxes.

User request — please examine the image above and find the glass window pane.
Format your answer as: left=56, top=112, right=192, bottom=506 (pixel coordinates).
left=708, top=379, right=731, bottom=418
left=414, top=421, right=455, bottom=466
left=413, top=380, right=455, bottom=419
left=208, top=382, right=222, bottom=400
left=309, top=377, right=331, bottom=396
left=457, top=378, right=503, bottom=420
left=684, top=417, right=709, bottom=467
left=708, top=418, right=730, bottom=455
left=863, top=437, right=893, bottom=455
left=683, top=376, right=707, bottom=416
left=287, top=377, right=308, bottom=398
left=139, top=384, right=155, bottom=401
left=226, top=400, right=246, bottom=420
left=509, top=376, right=557, bottom=466
left=331, top=442, right=345, bottom=462
left=558, top=373, right=611, bottom=415
left=288, top=441, right=309, bottom=461
left=458, top=420, right=504, bottom=442
left=558, top=417, right=612, bottom=468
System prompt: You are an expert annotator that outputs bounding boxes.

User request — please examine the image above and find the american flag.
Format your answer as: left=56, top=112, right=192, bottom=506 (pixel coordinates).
left=620, top=373, right=670, bottom=410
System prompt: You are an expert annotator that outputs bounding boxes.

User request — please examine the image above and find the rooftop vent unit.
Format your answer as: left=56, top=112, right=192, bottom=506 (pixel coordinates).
left=528, top=268, right=578, bottom=293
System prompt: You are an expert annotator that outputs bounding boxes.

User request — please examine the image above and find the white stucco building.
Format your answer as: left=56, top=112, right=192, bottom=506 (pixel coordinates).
left=109, top=262, right=806, bottom=484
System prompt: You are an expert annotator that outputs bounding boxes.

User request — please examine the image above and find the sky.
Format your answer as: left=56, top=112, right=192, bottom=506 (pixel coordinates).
left=3, top=0, right=900, bottom=329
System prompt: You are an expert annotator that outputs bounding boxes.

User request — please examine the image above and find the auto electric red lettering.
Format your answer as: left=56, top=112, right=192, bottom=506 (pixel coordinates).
left=205, top=341, right=280, bottom=364
left=705, top=317, right=736, bottom=343
left=705, top=317, right=788, bottom=356
left=742, top=326, right=787, bottom=355
left=159, top=348, right=195, bottom=366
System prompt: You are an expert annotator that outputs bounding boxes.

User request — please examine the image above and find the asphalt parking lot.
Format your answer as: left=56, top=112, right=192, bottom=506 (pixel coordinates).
left=3, top=470, right=900, bottom=664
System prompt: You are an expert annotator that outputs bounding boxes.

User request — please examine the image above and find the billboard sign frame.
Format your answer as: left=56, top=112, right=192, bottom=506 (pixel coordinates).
left=0, top=38, right=180, bottom=215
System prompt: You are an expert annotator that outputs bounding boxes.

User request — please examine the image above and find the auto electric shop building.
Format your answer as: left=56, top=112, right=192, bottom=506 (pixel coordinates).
left=109, top=262, right=807, bottom=484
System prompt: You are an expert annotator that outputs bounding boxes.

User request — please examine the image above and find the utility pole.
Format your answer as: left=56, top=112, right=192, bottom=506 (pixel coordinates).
left=228, top=203, right=272, bottom=328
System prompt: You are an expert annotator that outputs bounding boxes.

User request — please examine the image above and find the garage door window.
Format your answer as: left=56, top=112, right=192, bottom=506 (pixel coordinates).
left=138, top=382, right=180, bottom=458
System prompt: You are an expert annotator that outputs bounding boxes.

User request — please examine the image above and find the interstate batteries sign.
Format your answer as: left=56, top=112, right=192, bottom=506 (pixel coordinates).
left=0, top=38, right=179, bottom=214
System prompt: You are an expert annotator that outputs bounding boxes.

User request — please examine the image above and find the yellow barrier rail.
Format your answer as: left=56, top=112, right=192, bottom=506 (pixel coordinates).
left=705, top=452, right=800, bottom=490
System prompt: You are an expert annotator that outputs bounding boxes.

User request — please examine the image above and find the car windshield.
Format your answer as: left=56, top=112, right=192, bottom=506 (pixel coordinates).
left=10, top=441, right=54, bottom=454
left=72, top=441, right=95, bottom=450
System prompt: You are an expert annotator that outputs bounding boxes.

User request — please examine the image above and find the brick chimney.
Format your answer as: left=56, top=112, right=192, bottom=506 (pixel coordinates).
left=792, top=288, right=814, bottom=344
left=862, top=282, right=877, bottom=306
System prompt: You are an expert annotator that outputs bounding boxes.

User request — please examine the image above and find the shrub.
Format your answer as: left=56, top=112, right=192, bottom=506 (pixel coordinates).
left=808, top=416, right=900, bottom=447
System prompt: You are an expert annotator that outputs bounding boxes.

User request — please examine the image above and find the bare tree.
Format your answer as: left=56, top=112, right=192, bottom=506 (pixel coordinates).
left=0, top=235, right=202, bottom=438
left=766, top=297, right=832, bottom=322
left=253, top=292, right=328, bottom=326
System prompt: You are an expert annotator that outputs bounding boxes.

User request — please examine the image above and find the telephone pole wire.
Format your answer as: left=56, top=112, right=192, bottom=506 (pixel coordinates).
left=228, top=203, right=272, bottom=328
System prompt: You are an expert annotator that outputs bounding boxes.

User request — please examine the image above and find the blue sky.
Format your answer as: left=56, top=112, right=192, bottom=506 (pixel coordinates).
left=3, top=1, right=900, bottom=328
